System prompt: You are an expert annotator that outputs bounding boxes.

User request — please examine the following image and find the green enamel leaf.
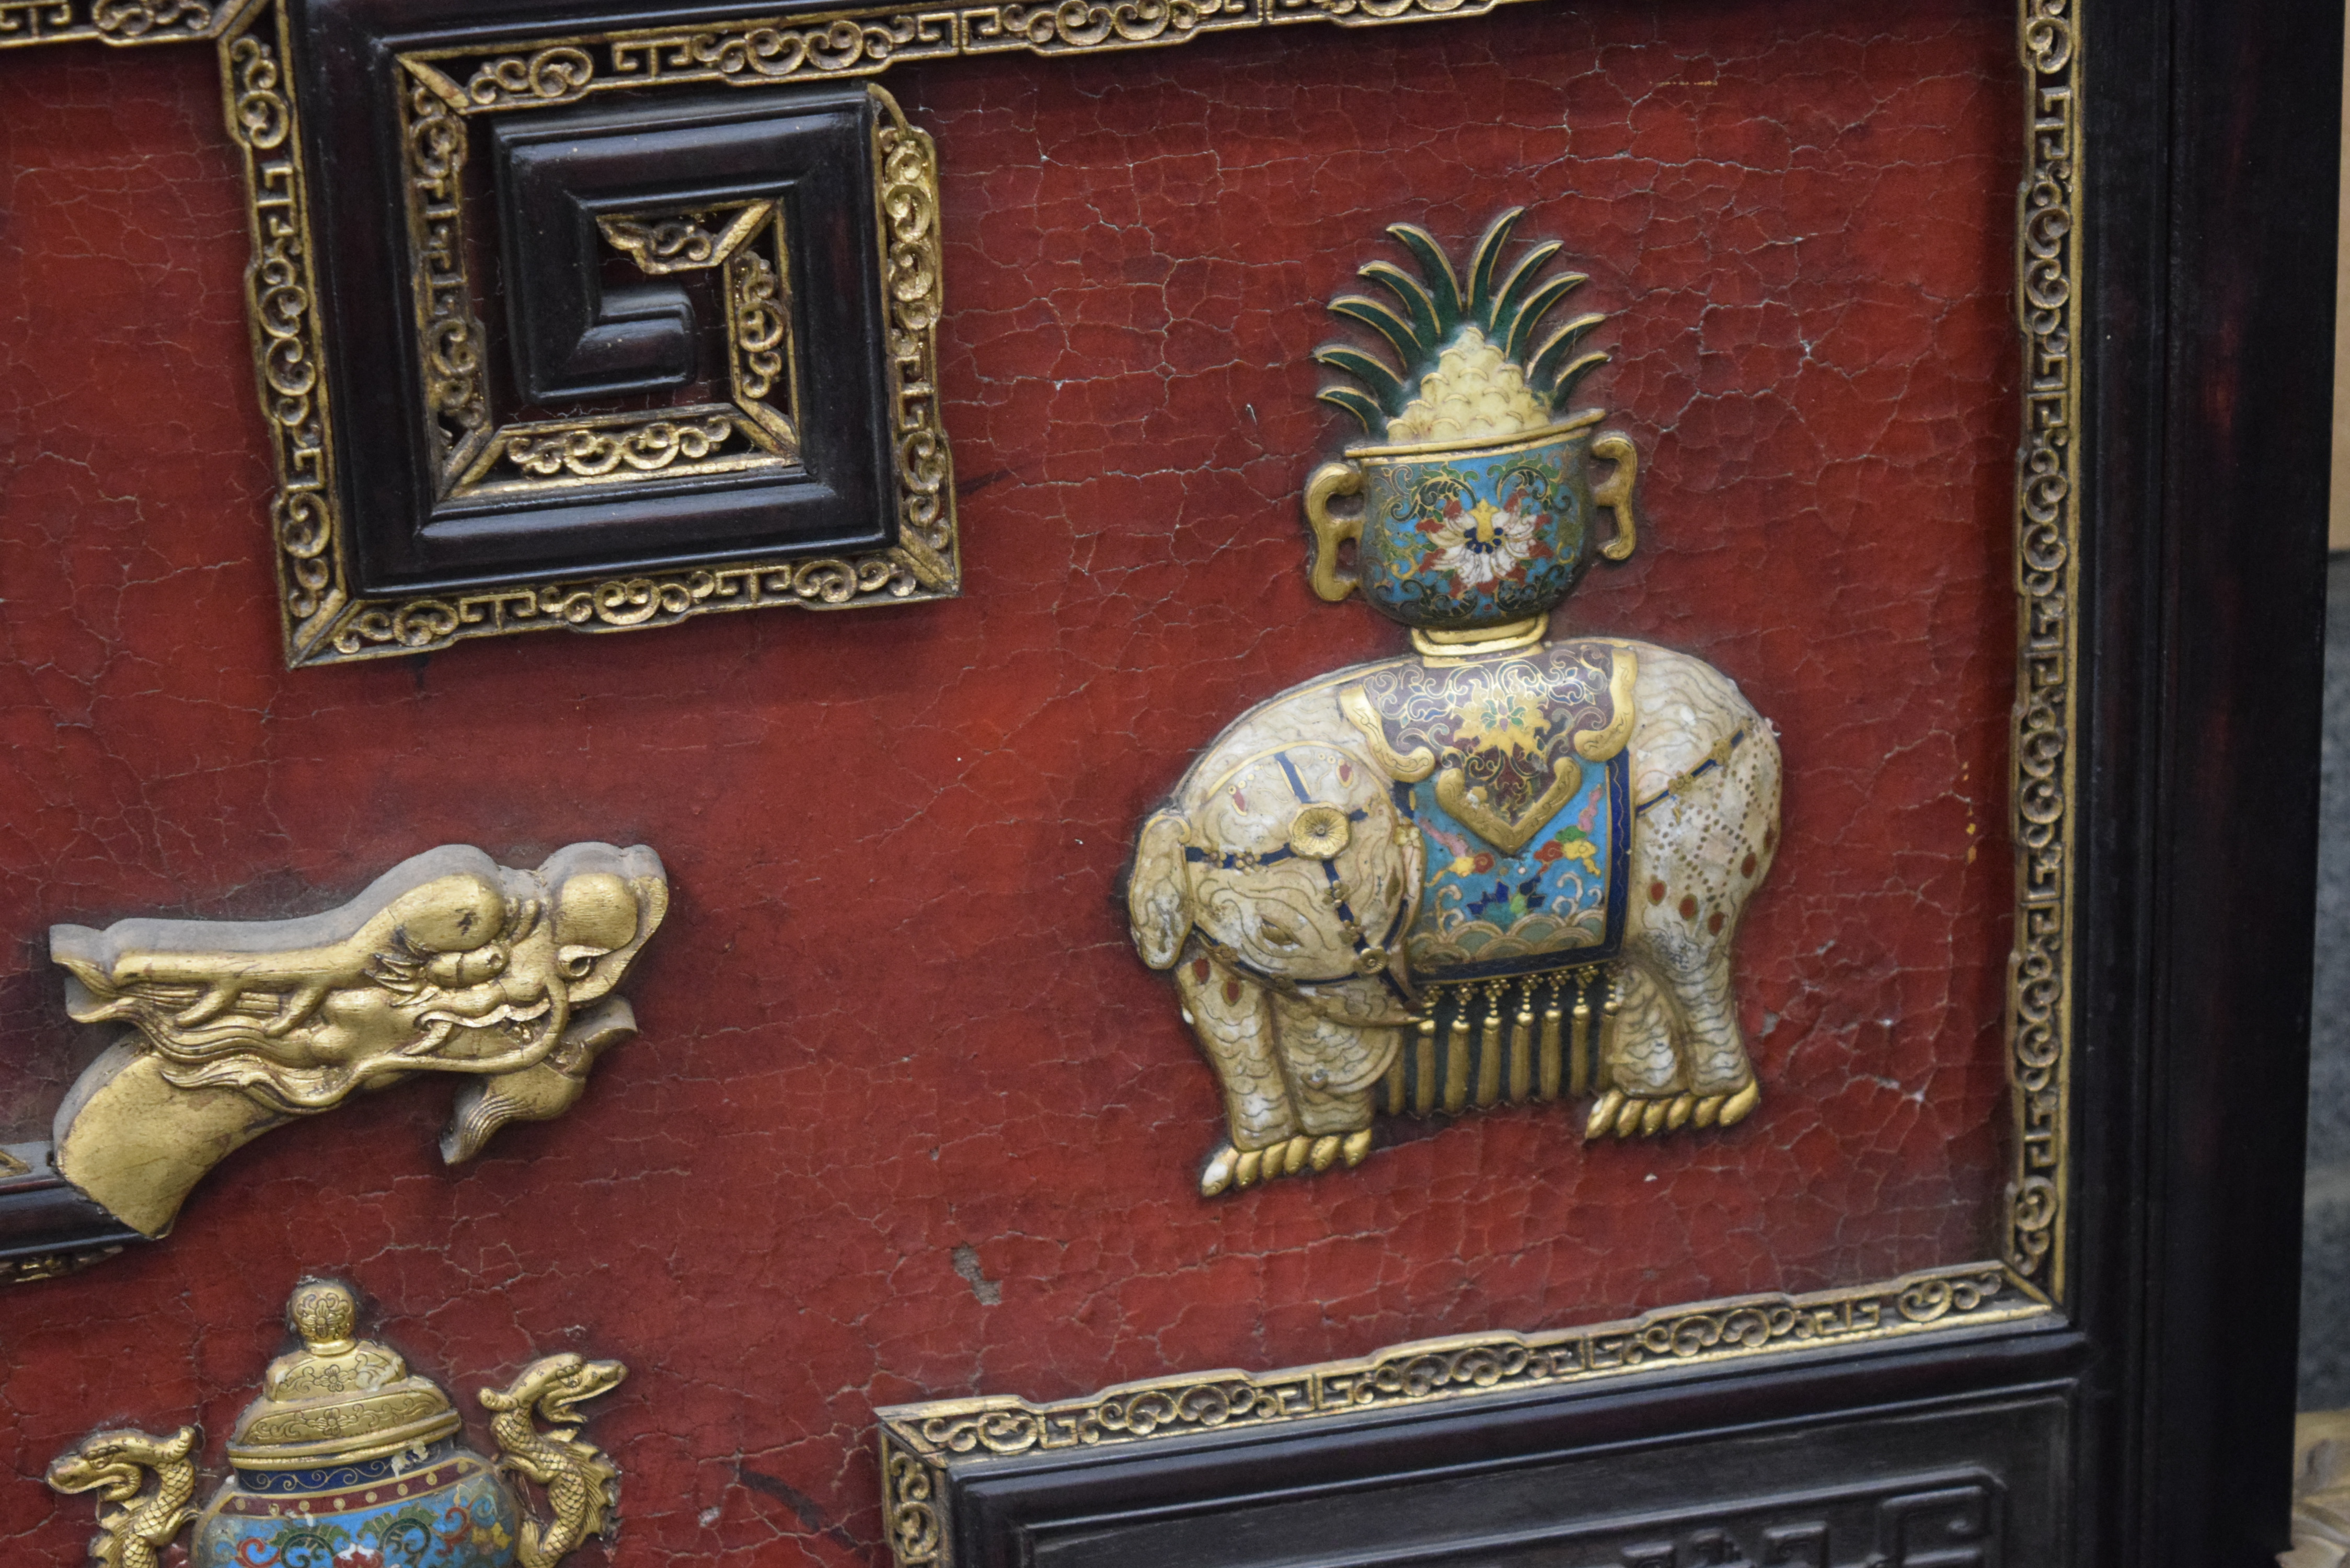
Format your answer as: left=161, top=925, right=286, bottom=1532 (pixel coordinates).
left=1500, top=274, right=1589, bottom=364
left=1358, top=261, right=1442, bottom=356
left=1312, top=343, right=1409, bottom=414
left=1383, top=223, right=1465, bottom=337
left=1525, top=310, right=1607, bottom=389
left=1327, top=295, right=1424, bottom=370
left=1317, top=385, right=1387, bottom=433
left=1462, top=209, right=1524, bottom=327
left=1485, top=242, right=1568, bottom=349
left=1541, top=350, right=1612, bottom=411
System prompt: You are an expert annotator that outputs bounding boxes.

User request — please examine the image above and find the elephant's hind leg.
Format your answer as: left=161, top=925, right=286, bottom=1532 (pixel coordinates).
left=1172, top=952, right=1301, bottom=1196
left=1583, top=952, right=1761, bottom=1140
left=1641, top=726, right=1777, bottom=1126
left=1599, top=710, right=1777, bottom=1140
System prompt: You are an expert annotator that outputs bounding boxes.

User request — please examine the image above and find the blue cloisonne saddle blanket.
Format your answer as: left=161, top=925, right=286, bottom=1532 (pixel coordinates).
left=1344, top=640, right=1634, bottom=985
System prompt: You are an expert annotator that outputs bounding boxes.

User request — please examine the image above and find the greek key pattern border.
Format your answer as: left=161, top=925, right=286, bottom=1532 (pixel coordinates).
left=878, top=1264, right=2046, bottom=1565
left=2005, top=0, right=2081, bottom=1301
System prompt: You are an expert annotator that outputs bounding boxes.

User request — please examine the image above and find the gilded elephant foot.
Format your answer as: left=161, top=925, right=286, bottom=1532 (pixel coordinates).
left=1583, top=1079, right=1759, bottom=1141
left=1199, top=1128, right=1375, bottom=1196
left=1695, top=1079, right=1761, bottom=1129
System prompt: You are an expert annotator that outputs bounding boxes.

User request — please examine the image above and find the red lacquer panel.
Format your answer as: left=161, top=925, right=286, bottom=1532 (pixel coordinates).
left=0, top=2, right=2018, bottom=1562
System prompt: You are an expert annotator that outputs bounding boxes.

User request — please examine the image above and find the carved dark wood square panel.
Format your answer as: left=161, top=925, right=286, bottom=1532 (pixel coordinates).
left=881, top=1347, right=2071, bottom=1568
left=226, top=0, right=957, bottom=664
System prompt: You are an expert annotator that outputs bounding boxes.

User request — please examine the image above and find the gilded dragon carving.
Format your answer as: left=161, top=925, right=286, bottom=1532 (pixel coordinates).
left=48, top=842, right=668, bottom=1237
left=44, top=1426, right=200, bottom=1568
left=482, top=1354, right=630, bottom=1568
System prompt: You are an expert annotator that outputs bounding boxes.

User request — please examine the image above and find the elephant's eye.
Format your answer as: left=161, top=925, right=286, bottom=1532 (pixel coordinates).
left=1259, top=918, right=1303, bottom=948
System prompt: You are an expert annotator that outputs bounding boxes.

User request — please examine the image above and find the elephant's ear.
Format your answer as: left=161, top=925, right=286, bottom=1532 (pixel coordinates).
left=1127, top=813, right=1193, bottom=970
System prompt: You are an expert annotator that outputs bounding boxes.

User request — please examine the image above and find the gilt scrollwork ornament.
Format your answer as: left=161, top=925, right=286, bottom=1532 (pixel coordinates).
left=48, top=1280, right=628, bottom=1568
left=47, top=843, right=667, bottom=1238
left=0, top=0, right=216, bottom=48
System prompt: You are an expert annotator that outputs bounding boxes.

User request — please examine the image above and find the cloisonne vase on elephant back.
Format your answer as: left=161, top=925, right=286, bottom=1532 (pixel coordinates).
left=1303, top=209, right=1639, bottom=637
left=47, top=1279, right=628, bottom=1568
left=1126, top=208, right=1784, bottom=1200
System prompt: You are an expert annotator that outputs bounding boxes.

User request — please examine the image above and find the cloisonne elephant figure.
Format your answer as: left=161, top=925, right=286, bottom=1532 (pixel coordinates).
left=1126, top=633, right=1781, bottom=1196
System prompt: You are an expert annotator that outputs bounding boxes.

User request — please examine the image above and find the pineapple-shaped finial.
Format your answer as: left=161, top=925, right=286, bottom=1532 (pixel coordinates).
left=1316, top=209, right=1609, bottom=446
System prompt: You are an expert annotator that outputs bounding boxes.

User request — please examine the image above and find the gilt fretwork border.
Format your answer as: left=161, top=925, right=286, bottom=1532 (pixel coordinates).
left=0, top=0, right=219, bottom=48
left=2006, top=0, right=2081, bottom=1302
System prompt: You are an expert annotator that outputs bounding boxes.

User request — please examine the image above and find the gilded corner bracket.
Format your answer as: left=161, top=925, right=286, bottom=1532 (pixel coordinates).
left=2005, top=0, right=2082, bottom=1304
left=878, top=1263, right=2052, bottom=1566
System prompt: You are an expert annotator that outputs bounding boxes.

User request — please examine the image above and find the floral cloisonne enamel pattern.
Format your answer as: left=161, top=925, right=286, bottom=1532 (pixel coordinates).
left=192, top=1443, right=520, bottom=1568
left=1356, top=426, right=1596, bottom=630
left=1347, top=641, right=1631, bottom=982
left=1408, top=754, right=1626, bottom=979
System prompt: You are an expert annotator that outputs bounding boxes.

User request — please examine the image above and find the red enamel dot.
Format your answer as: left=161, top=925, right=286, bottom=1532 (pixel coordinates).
left=1648, top=879, right=1666, bottom=904
left=1707, top=910, right=1725, bottom=935
left=1223, top=979, right=1243, bottom=1005
left=1677, top=894, right=1698, bottom=920
left=1741, top=851, right=1757, bottom=877
left=1192, top=958, right=1211, bottom=983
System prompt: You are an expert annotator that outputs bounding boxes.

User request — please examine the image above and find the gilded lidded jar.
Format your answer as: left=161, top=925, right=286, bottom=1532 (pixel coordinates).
left=1305, top=210, right=1639, bottom=637
left=189, top=1281, right=522, bottom=1568
left=46, top=1278, right=625, bottom=1568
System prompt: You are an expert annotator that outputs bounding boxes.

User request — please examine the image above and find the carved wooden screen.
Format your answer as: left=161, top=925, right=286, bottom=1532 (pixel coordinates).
left=0, top=2, right=2331, bottom=1567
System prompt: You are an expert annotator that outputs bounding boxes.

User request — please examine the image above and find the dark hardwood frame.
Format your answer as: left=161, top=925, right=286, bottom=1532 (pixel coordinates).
left=0, top=0, right=2334, bottom=1560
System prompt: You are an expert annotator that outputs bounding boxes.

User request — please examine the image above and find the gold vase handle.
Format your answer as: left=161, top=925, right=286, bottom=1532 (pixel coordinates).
left=1304, top=459, right=1366, bottom=602
left=1590, top=431, right=1639, bottom=562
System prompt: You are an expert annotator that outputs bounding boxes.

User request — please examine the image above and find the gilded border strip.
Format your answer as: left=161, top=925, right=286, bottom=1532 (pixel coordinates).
left=2005, top=0, right=2081, bottom=1302
left=877, top=1263, right=2046, bottom=1565
left=0, top=0, right=217, bottom=47
left=390, top=0, right=1515, bottom=110
left=220, top=0, right=350, bottom=658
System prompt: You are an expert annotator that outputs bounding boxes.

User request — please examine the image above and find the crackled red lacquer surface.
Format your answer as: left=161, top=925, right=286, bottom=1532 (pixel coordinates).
left=0, top=4, right=2018, bottom=1562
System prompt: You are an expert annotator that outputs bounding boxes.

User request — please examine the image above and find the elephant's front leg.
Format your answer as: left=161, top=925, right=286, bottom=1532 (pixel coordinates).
left=1270, top=994, right=1397, bottom=1179
left=1172, top=952, right=1303, bottom=1196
